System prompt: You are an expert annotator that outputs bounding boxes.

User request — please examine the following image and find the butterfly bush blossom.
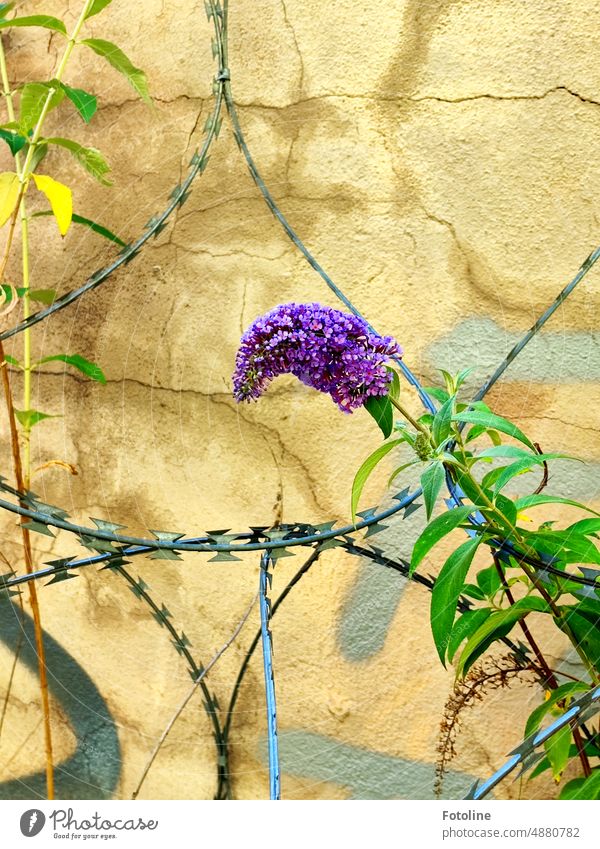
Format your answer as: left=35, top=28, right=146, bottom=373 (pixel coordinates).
left=233, top=302, right=401, bottom=412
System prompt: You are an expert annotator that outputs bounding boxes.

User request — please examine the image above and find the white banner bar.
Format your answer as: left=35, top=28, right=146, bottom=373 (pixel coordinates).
left=0, top=799, right=597, bottom=849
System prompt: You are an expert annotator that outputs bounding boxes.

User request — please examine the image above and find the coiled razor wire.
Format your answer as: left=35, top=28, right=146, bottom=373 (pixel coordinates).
left=0, top=0, right=598, bottom=799
left=467, top=685, right=600, bottom=800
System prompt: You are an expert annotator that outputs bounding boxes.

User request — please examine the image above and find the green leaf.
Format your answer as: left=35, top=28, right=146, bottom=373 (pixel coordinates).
left=0, top=171, right=19, bottom=226
left=2, top=353, right=19, bottom=367
left=495, top=492, right=518, bottom=529
left=0, top=4, right=15, bottom=21
left=386, top=366, right=400, bottom=402
left=424, top=386, right=450, bottom=404
left=351, top=438, right=405, bottom=521
left=410, top=505, right=474, bottom=576
left=453, top=410, right=536, bottom=451
left=491, top=454, right=577, bottom=493
left=476, top=564, right=502, bottom=598
left=84, top=0, right=113, bottom=19
left=524, top=683, right=590, bottom=737
left=32, top=174, right=72, bottom=235
left=560, top=771, right=600, bottom=800
left=514, top=493, right=600, bottom=516
left=447, top=608, right=491, bottom=663
left=526, top=529, right=600, bottom=566
left=454, top=367, right=475, bottom=391
left=430, top=537, right=481, bottom=664
left=60, top=84, right=97, bottom=123
left=432, top=395, right=454, bottom=446
left=37, top=353, right=105, bottom=383
left=82, top=38, right=151, bottom=104
left=456, top=597, right=551, bottom=678
left=364, top=394, right=393, bottom=439
left=420, top=461, right=445, bottom=521
left=14, top=408, right=56, bottom=429
left=387, top=460, right=418, bottom=487
left=0, top=15, right=66, bottom=34
left=28, top=288, right=56, bottom=304
left=32, top=210, right=125, bottom=246
left=565, top=518, right=600, bottom=536
left=45, top=137, right=111, bottom=185
left=558, top=605, right=600, bottom=669
left=0, top=128, right=26, bottom=156
left=544, top=725, right=572, bottom=781
left=19, top=82, right=64, bottom=133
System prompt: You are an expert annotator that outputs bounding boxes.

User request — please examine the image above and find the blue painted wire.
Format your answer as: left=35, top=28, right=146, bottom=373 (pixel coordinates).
left=470, top=686, right=600, bottom=800
left=259, top=552, right=280, bottom=800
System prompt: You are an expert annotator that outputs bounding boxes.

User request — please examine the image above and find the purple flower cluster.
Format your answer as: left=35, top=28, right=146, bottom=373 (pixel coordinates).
left=232, top=302, right=401, bottom=412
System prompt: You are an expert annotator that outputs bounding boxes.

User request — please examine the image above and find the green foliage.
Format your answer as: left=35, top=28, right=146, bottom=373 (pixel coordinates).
left=84, top=0, right=114, bottom=19
left=36, top=354, right=106, bottom=384
left=452, top=410, right=536, bottom=451
left=60, top=84, right=97, bottom=123
left=410, top=506, right=474, bottom=575
left=82, top=38, right=151, bottom=104
left=19, top=82, right=64, bottom=133
left=420, top=460, right=445, bottom=521
left=46, top=137, right=111, bottom=185
left=559, top=771, right=600, bottom=800
left=14, top=408, right=56, bottom=429
left=0, top=128, right=26, bottom=155
left=455, top=597, right=551, bottom=677
left=364, top=394, right=393, bottom=439
left=351, top=438, right=404, bottom=521
left=0, top=15, right=66, bottom=34
left=430, top=537, right=481, bottom=664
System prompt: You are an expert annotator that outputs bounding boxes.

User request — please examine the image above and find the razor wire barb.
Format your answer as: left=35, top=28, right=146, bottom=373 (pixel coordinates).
left=0, top=0, right=598, bottom=800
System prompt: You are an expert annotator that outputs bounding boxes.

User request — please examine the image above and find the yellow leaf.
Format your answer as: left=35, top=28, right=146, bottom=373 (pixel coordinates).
left=32, top=174, right=72, bottom=236
left=0, top=172, right=20, bottom=227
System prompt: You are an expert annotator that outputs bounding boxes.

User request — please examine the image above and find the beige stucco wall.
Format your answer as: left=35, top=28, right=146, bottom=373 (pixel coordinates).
left=0, top=0, right=599, bottom=799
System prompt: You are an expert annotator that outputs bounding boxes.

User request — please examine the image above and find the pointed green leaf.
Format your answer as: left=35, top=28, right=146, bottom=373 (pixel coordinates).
left=45, top=137, right=111, bottom=185
left=0, top=15, right=66, bottom=34
left=60, top=84, right=97, bottom=123
left=447, top=609, right=491, bottom=663
left=351, top=438, right=405, bottom=521
left=456, top=597, right=551, bottom=678
left=82, top=38, right=151, bottom=104
left=19, top=82, right=64, bottom=133
left=430, top=537, right=481, bottom=665
left=84, top=0, right=113, bottom=20
left=37, top=354, right=106, bottom=383
left=364, top=393, right=393, bottom=439
left=32, top=210, right=125, bottom=245
left=14, top=408, right=56, bottom=429
left=545, top=725, right=572, bottom=781
left=453, top=410, right=536, bottom=451
left=432, top=395, right=454, bottom=446
left=0, top=128, right=26, bottom=156
left=514, top=494, right=600, bottom=516
left=524, top=683, right=590, bottom=737
left=421, top=461, right=445, bottom=521
left=410, top=505, right=474, bottom=575
left=560, top=771, right=600, bottom=800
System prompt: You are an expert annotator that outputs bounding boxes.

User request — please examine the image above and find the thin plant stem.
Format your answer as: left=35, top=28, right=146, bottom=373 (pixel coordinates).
left=131, top=592, right=258, bottom=800
left=389, top=394, right=430, bottom=436
left=492, top=553, right=591, bottom=778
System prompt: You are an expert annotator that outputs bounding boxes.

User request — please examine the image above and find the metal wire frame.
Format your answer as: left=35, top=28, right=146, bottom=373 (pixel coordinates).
left=467, top=685, right=600, bottom=800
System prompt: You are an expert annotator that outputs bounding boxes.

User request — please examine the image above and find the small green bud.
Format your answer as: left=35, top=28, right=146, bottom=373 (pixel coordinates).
left=415, top=432, right=434, bottom=461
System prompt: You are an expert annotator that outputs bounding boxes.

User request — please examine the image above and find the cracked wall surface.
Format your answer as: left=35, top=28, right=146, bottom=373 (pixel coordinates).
left=0, top=0, right=599, bottom=800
